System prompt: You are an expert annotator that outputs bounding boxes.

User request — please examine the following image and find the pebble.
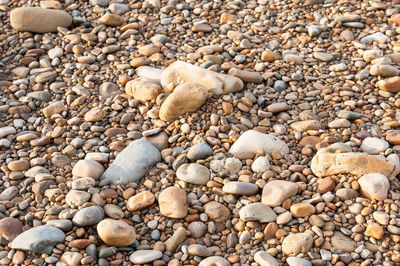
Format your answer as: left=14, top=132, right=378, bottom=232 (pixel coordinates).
left=176, top=163, right=210, bottom=185
left=239, top=202, right=277, bottom=223
left=198, top=256, right=230, bottom=266
left=365, top=223, right=384, bottom=239
left=0, top=217, right=23, bottom=241
left=251, top=156, right=270, bottom=172
left=187, top=143, right=213, bottom=161
left=159, top=186, right=188, bottom=218
left=254, top=251, right=279, bottom=266
left=164, top=227, right=187, bottom=252
left=188, top=244, right=213, bottom=257
left=72, top=159, right=105, bottom=179
left=97, top=219, right=136, bottom=246
left=72, top=206, right=104, bottom=227
left=262, top=180, right=298, bottom=207
left=126, top=191, right=155, bottom=211
left=286, top=257, right=312, bottom=266
left=204, top=201, right=230, bottom=222
left=282, top=233, right=313, bottom=256
left=361, top=137, right=389, bottom=154
left=358, top=173, right=389, bottom=201
left=100, top=139, right=161, bottom=185
left=129, top=250, right=162, bottom=264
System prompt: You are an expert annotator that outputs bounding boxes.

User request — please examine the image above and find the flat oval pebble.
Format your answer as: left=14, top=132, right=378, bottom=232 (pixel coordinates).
left=199, top=256, right=231, bottom=266
left=222, top=181, right=258, bottom=195
left=176, top=163, right=210, bottom=185
left=97, top=219, right=136, bottom=246
left=129, top=250, right=162, bottom=264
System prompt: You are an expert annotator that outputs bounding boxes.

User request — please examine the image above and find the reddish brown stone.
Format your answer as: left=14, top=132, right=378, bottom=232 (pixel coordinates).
left=318, top=177, right=336, bottom=194
left=104, top=128, right=128, bottom=138
left=68, top=239, right=93, bottom=249
left=299, top=136, right=321, bottom=147
left=386, top=131, right=400, bottom=145
left=0, top=217, right=23, bottom=241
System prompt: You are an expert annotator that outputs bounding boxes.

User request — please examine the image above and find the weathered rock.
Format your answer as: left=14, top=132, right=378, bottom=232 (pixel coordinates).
left=239, top=203, right=277, bottom=223
left=98, top=14, right=123, bottom=26
left=282, top=233, right=313, bottom=256
left=377, top=76, right=400, bottom=93
left=228, top=68, right=263, bottom=83
left=199, top=256, right=231, bottom=266
left=125, top=77, right=162, bottom=103
left=331, top=232, right=356, bottom=252
left=97, top=219, right=136, bottom=246
left=160, top=61, right=243, bottom=95
left=358, top=173, right=389, bottom=201
left=176, top=163, right=210, bottom=185
left=286, top=257, right=312, bottom=266
left=84, top=108, right=106, bottom=122
left=365, top=223, right=384, bottom=239
left=100, top=139, right=161, bottom=186
left=159, top=186, right=188, bottom=218
left=262, top=180, right=298, bottom=207
left=11, top=225, right=66, bottom=254
left=251, top=157, right=270, bottom=172
left=290, top=203, right=315, bottom=217
left=159, top=82, right=208, bottom=121
left=10, top=7, right=72, bottom=33
left=165, top=227, right=187, bottom=252
left=290, top=120, right=322, bottom=132
left=204, top=201, right=230, bottom=222
left=311, top=146, right=396, bottom=178
left=222, top=182, right=258, bottom=195
left=72, top=206, right=104, bottom=227
left=361, top=137, right=389, bottom=155
left=386, top=131, right=400, bottom=145
left=229, top=130, right=289, bottom=156
left=187, top=143, right=213, bottom=160
left=0, top=217, right=23, bottom=241
left=188, top=244, right=213, bottom=257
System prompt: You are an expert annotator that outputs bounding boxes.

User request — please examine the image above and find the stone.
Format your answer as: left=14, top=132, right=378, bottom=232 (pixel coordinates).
left=239, top=203, right=277, bottom=223
left=373, top=211, right=389, bottom=225
left=176, top=163, right=210, bottom=185
left=187, top=143, right=213, bottom=160
left=386, top=131, right=400, bottom=145
left=290, top=120, right=322, bottom=132
left=43, top=101, right=66, bottom=118
left=361, top=137, right=389, bottom=154
left=228, top=68, right=263, bottom=83
left=313, top=52, right=333, bottom=62
left=109, top=3, right=130, bottom=15
left=363, top=49, right=383, bottom=62
left=282, top=233, right=313, bottom=256
left=99, top=14, right=123, bottom=26
left=331, top=232, right=356, bottom=252
left=0, top=186, right=18, bottom=201
left=8, top=160, right=29, bottom=171
left=188, top=222, right=207, bottom=238
left=251, top=157, right=270, bottom=172
left=66, top=190, right=91, bottom=208
left=99, top=82, right=120, bottom=98
left=290, top=203, right=315, bottom=217
left=204, top=201, right=230, bottom=222
left=164, top=227, right=187, bottom=252
left=188, top=244, right=213, bottom=257
left=126, top=191, right=155, bottom=211
left=267, top=102, right=289, bottom=113
left=125, top=77, right=161, bottom=103
left=254, top=251, right=279, bottom=266
left=10, top=7, right=72, bottom=33
left=336, top=188, right=358, bottom=200
left=199, top=256, right=231, bottom=266
left=138, top=44, right=160, bottom=56
left=261, top=50, right=280, bottom=62
left=365, top=223, right=384, bottom=239
left=10, top=225, right=65, bottom=254
left=0, top=217, right=23, bottom=241
left=129, top=250, right=162, bottom=264
left=71, top=177, right=95, bottom=190
left=229, top=130, right=289, bottom=156
left=370, top=65, right=399, bottom=77
left=222, top=182, right=258, bottom=195
left=159, top=186, right=188, bottom=218
left=72, top=206, right=104, bottom=227
left=377, top=76, right=400, bottom=93
left=60, top=252, right=83, bottom=266
left=160, top=61, right=243, bottom=95
left=192, top=23, right=212, bottom=32
left=136, top=66, right=163, bottom=82
left=72, top=160, right=104, bottom=179
left=47, top=220, right=73, bottom=232
left=262, top=180, right=298, bottom=207
left=84, top=108, right=106, bottom=122
left=328, top=119, right=351, bottom=128
left=100, top=139, right=161, bottom=186
left=35, top=71, right=57, bottom=83
left=358, top=173, right=389, bottom=201
left=283, top=54, right=304, bottom=65
left=286, top=257, right=312, bottom=266
left=104, top=204, right=124, bottom=219
left=159, top=82, right=208, bottom=122
left=97, top=219, right=136, bottom=246
left=0, top=126, right=16, bottom=138
left=311, top=146, right=396, bottom=178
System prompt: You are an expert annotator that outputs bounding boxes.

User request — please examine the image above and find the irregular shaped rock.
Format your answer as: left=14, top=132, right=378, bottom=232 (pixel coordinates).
left=136, top=66, right=163, bottom=83
left=239, top=203, right=277, bottom=223
left=262, top=180, right=298, bottom=207
left=229, top=130, right=289, bottom=156
left=290, top=120, right=322, bottom=132
left=377, top=76, right=400, bottom=93
left=97, top=219, right=136, bottom=246
left=10, top=7, right=72, bottom=33
left=0, top=217, right=23, bottom=241
left=100, top=139, right=161, bottom=186
left=165, top=227, right=187, bottom=252
left=370, top=65, right=399, bottom=77
left=199, top=256, right=231, bottom=266
left=98, top=14, right=123, bottom=26
left=331, top=232, right=356, bottom=252
left=228, top=68, right=263, bottom=83
left=176, top=163, right=210, bottom=185
left=358, top=173, right=389, bottom=201
left=204, top=201, right=230, bottom=222
left=126, top=191, right=155, bottom=211
left=125, top=77, right=162, bottom=103
left=188, top=244, right=213, bottom=257
left=160, top=61, right=243, bottom=95
left=159, top=82, right=208, bottom=122
left=311, top=147, right=396, bottom=178
left=159, top=186, right=188, bottom=218
left=11, top=225, right=66, bottom=254
left=282, top=233, right=313, bottom=256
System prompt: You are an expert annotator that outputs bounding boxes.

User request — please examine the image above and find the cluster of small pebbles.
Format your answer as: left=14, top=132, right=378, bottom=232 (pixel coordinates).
left=2, top=0, right=400, bottom=265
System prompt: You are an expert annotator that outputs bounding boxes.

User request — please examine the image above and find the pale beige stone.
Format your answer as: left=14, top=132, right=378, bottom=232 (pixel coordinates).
left=97, top=219, right=136, bottom=247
